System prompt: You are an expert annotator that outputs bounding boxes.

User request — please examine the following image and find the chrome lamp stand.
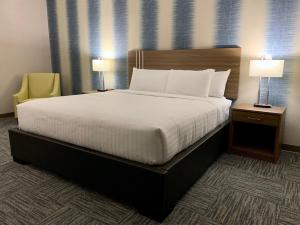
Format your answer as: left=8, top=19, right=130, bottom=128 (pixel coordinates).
left=254, top=76, right=272, bottom=108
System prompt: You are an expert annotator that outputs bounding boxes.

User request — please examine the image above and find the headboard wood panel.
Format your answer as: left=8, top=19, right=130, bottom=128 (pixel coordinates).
left=128, top=47, right=241, bottom=100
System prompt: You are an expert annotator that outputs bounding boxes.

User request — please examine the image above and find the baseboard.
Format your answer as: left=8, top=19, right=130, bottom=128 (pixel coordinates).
left=0, top=112, right=14, bottom=118
left=282, top=144, right=300, bottom=153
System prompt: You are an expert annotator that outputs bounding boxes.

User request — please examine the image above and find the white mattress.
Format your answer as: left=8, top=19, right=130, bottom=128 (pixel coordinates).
left=17, top=90, right=231, bottom=165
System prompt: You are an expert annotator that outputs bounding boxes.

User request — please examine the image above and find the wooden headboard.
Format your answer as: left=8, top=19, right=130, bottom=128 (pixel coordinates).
left=128, top=47, right=241, bottom=100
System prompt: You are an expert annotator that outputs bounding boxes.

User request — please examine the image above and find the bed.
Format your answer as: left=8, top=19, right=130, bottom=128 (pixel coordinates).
left=9, top=47, right=241, bottom=221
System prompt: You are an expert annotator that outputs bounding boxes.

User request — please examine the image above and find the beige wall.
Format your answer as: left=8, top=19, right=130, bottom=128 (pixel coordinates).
left=0, top=0, right=51, bottom=114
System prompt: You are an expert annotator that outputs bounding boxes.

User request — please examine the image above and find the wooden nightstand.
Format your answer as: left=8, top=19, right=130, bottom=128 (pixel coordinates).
left=229, top=103, right=286, bottom=163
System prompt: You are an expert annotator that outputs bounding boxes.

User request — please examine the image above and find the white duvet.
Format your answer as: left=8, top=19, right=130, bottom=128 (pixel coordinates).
left=17, top=90, right=231, bottom=165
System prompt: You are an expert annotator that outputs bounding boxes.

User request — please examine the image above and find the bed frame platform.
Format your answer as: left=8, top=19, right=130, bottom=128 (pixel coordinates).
left=9, top=121, right=229, bottom=221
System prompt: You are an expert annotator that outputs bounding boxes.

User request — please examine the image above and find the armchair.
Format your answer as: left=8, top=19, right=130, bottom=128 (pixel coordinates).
left=13, top=73, right=61, bottom=117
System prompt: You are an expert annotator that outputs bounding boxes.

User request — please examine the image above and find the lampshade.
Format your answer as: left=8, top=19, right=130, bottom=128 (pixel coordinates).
left=92, top=59, right=109, bottom=72
left=249, top=60, right=284, bottom=77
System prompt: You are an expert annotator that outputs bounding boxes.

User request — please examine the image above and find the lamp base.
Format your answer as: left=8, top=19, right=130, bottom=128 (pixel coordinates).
left=254, top=103, right=272, bottom=108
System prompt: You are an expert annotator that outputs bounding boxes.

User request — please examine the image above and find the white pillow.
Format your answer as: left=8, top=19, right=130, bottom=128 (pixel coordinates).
left=209, top=69, right=231, bottom=97
left=165, top=69, right=214, bottom=97
left=129, top=68, right=170, bottom=93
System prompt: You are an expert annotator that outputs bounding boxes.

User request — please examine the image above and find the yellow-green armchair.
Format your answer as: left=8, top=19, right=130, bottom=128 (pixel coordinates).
left=13, top=73, right=61, bottom=117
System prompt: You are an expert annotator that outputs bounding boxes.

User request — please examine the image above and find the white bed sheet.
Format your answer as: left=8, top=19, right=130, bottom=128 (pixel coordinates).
left=17, top=90, right=231, bottom=165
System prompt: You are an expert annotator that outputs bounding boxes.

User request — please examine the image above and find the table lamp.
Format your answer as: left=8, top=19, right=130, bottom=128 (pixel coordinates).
left=249, top=59, right=284, bottom=108
left=92, top=58, right=109, bottom=91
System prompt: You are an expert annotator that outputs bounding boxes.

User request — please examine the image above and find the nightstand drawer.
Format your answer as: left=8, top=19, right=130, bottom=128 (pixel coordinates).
left=232, top=111, right=280, bottom=126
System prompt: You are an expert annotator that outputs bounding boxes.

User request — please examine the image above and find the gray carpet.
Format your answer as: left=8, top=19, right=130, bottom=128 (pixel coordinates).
left=0, top=117, right=300, bottom=225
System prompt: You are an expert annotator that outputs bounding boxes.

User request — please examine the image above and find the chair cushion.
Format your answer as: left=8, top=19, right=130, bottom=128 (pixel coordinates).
left=28, top=73, right=55, bottom=98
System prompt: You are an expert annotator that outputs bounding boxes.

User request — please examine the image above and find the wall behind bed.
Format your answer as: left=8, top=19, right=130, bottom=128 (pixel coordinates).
left=46, top=0, right=300, bottom=147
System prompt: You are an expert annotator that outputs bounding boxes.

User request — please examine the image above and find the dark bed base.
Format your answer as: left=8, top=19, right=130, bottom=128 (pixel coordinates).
left=9, top=121, right=229, bottom=221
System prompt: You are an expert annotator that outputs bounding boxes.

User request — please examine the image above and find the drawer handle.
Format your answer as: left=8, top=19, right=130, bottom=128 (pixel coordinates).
left=247, top=117, right=261, bottom=121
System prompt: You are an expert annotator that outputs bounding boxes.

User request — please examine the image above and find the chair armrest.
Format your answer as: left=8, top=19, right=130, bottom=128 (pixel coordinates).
left=13, top=91, right=28, bottom=102
left=13, top=74, right=29, bottom=117
left=49, top=73, right=61, bottom=97
left=13, top=75, right=29, bottom=103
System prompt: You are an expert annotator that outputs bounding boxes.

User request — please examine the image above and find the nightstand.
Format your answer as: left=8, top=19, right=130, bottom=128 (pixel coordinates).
left=229, top=103, right=286, bottom=163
